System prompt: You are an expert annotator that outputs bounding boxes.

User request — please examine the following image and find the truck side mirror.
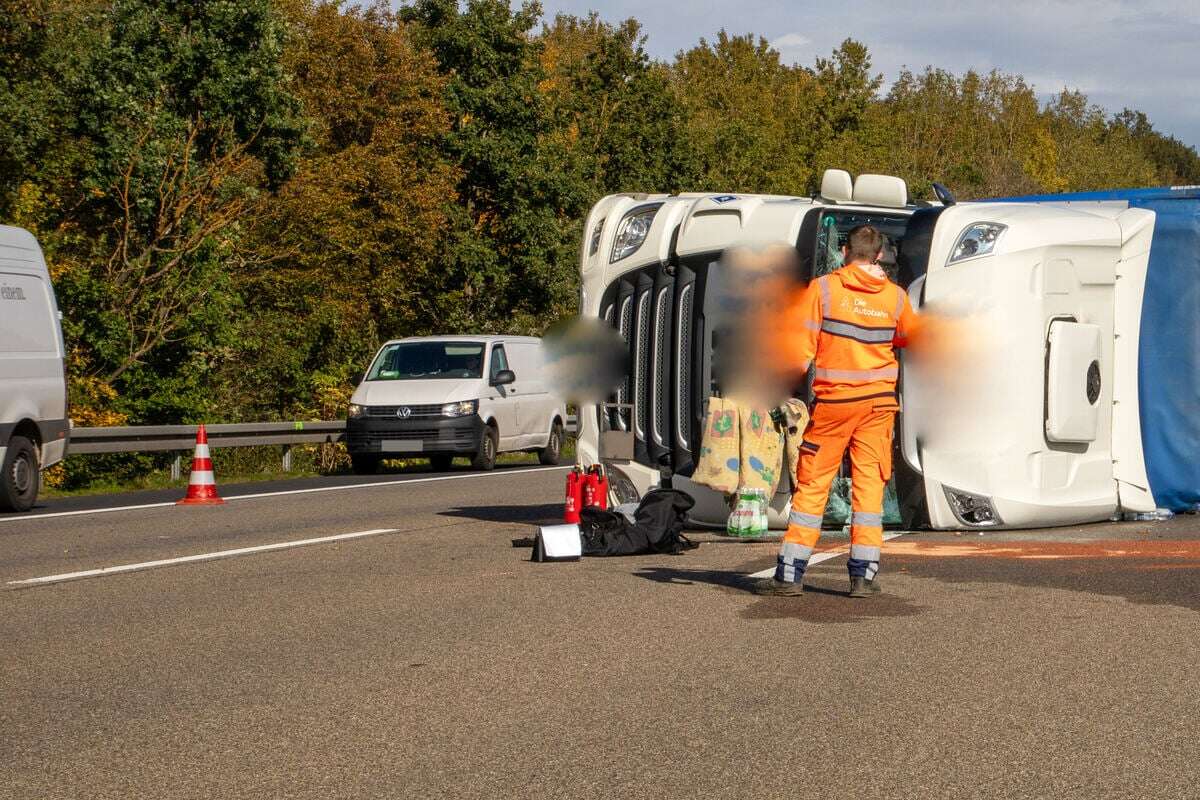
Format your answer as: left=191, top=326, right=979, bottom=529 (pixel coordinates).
left=491, top=369, right=516, bottom=387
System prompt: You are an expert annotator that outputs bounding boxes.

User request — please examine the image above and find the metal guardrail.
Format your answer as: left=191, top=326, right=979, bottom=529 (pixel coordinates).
left=69, top=421, right=348, bottom=477
left=69, top=416, right=578, bottom=455
left=69, top=421, right=347, bottom=455
left=68, top=416, right=578, bottom=477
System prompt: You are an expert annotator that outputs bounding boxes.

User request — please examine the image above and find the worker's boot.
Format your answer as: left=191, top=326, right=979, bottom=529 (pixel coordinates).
left=750, top=577, right=805, bottom=596
left=848, top=576, right=881, bottom=598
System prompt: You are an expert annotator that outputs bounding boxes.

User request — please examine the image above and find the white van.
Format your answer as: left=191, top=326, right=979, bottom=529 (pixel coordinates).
left=345, top=335, right=567, bottom=474
left=0, top=226, right=69, bottom=512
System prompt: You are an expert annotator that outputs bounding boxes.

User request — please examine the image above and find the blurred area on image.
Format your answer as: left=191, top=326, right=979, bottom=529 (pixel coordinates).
left=542, top=316, right=629, bottom=405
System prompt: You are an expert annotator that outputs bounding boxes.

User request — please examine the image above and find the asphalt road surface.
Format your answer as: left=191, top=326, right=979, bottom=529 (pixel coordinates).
left=3, top=466, right=1200, bottom=799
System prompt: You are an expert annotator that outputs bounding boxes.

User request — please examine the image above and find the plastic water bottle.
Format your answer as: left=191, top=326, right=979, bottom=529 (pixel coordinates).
left=727, top=490, right=750, bottom=536
left=748, top=488, right=769, bottom=538
left=724, top=489, right=763, bottom=537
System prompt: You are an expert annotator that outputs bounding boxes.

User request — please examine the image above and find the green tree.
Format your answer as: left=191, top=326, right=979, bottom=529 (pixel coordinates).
left=1042, top=90, right=1157, bottom=191
left=401, top=0, right=574, bottom=331
left=1112, top=108, right=1200, bottom=185
left=671, top=36, right=880, bottom=195
left=0, top=0, right=305, bottom=425
left=671, top=32, right=822, bottom=194
left=232, top=0, right=458, bottom=418
left=538, top=13, right=692, bottom=200
left=828, top=67, right=1047, bottom=199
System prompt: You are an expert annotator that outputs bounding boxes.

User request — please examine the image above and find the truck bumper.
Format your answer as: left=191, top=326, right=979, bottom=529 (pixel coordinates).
left=346, top=415, right=484, bottom=457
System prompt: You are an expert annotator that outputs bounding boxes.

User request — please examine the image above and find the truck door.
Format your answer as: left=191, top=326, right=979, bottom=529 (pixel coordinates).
left=910, top=202, right=1129, bottom=529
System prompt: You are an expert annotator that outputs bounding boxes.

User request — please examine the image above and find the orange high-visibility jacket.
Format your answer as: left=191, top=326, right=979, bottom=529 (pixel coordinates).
left=791, top=263, right=918, bottom=402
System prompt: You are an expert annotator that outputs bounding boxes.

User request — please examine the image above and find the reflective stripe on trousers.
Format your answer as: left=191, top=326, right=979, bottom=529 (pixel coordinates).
left=774, top=541, right=815, bottom=583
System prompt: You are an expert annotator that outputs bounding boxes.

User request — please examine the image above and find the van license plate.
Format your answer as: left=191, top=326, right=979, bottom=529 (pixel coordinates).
left=381, top=441, right=423, bottom=452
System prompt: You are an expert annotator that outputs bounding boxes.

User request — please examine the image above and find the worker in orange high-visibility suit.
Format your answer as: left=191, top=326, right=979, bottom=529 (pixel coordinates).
left=753, top=224, right=918, bottom=599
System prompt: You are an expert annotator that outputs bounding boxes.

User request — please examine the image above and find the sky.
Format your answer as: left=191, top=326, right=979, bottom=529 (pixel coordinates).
left=519, top=0, right=1200, bottom=151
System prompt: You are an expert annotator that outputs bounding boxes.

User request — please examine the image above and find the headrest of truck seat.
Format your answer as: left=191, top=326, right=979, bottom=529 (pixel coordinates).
left=852, top=174, right=908, bottom=208
left=820, top=169, right=853, bottom=203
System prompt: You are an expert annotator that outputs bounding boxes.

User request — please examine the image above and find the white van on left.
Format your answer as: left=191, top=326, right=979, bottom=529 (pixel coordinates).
left=0, top=226, right=69, bottom=512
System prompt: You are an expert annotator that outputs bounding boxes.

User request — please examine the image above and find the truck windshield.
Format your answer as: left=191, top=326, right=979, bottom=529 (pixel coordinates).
left=813, top=210, right=910, bottom=279
left=366, top=342, right=485, bottom=380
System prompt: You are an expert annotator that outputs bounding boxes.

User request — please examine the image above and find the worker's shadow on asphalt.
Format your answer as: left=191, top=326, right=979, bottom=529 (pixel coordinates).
left=633, top=566, right=839, bottom=597
left=633, top=566, right=921, bottom=622
left=441, top=503, right=563, bottom=525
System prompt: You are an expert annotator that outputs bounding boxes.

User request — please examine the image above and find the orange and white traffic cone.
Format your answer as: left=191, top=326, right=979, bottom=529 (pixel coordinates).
left=176, top=424, right=225, bottom=506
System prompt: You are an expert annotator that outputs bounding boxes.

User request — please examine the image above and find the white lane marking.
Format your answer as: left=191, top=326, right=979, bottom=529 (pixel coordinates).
left=1, top=466, right=571, bottom=524
left=7, top=527, right=401, bottom=587
left=748, top=531, right=909, bottom=578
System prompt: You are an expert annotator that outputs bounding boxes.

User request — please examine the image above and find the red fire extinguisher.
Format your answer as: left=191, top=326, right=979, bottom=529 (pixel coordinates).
left=591, top=465, right=609, bottom=510
left=582, top=467, right=598, bottom=509
left=582, top=464, right=609, bottom=510
left=564, top=467, right=584, bottom=523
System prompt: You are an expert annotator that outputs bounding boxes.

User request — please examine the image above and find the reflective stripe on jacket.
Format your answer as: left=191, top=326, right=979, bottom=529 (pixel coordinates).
left=791, top=263, right=917, bottom=402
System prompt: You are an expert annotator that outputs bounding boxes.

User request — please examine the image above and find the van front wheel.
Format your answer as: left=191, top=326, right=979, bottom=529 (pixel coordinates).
left=0, top=436, right=39, bottom=513
left=471, top=426, right=497, bottom=471
left=538, top=421, right=563, bottom=466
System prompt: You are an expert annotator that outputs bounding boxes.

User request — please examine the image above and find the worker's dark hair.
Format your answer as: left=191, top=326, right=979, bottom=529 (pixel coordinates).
left=845, top=224, right=884, bottom=262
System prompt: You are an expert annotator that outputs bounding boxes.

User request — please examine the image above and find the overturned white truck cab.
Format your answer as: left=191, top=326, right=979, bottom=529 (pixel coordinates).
left=576, top=173, right=1200, bottom=530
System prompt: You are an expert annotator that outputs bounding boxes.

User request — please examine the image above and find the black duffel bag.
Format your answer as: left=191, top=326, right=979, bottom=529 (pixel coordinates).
left=579, top=488, right=698, bottom=556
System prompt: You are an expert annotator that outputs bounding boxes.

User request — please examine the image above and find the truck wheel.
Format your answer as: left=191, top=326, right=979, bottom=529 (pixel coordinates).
left=429, top=455, right=454, bottom=472
left=538, top=421, right=563, bottom=466
left=470, top=426, right=498, bottom=471
left=350, top=454, right=380, bottom=475
left=0, top=436, right=39, bottom=513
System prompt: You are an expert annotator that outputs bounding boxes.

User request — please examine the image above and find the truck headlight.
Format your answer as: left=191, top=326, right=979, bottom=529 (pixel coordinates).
left=604, top=463, right=641, bottom=506
left=943, top=486, right=1003, bottom=527
left=442, top=400, right=479, bottom=417
left=948, top=222, right=1006, bottom=265
left=610, top=205, right=661, bottom=263
left=348, top=403, right=365, bottom=419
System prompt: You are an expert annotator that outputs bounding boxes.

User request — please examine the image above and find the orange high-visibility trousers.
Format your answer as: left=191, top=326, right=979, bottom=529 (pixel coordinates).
left=774, top=397, right=897, bottom=583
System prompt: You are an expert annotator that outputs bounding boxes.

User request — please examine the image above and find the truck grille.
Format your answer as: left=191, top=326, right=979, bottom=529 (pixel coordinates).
left=633, top=281, right=651, bottom=440
left=601, top=262, right=705, bottom=475
left=676, top=282, right=693, bottom=450
left=617, top=289, right=634, bottom=430
left=651, top=281, right=672, bottom=452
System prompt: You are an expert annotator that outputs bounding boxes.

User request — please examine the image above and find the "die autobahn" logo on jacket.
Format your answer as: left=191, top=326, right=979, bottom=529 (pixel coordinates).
left=839, top=295, right=889, bottom=320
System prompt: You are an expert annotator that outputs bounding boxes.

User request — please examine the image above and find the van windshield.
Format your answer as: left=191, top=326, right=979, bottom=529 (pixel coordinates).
left=366, top=341, right=485, bottom=380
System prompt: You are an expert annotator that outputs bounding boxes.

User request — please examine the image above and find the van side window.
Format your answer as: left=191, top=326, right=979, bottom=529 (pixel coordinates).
left=490, top=344, right=509, bottom=380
